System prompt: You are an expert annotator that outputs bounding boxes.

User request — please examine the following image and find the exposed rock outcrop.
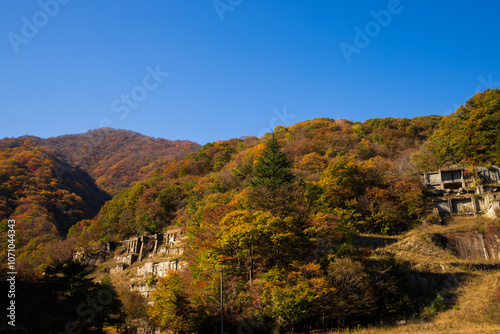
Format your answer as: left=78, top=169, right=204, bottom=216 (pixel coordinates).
left=430, top=229, right=500, bottom=260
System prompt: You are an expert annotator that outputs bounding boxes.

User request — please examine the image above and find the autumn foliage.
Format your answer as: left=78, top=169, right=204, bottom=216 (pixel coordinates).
left=5, top=91, right=500, bottom=331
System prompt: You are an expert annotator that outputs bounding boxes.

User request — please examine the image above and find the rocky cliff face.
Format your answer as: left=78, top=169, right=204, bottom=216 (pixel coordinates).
left=431, top=228, right=500, bottom=260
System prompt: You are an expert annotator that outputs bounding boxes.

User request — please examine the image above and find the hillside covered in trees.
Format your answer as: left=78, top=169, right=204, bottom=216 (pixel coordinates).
left=67, top=107, right=447, bottom=332
left=1, top=89, right=500, bottom=332
left=70, top=112, right=445, bottom=248
left=0, top=129, right=200, bottom=273
left=415, top=89, right=500, bottom=170
left=43, top=128, right=202, bottom=195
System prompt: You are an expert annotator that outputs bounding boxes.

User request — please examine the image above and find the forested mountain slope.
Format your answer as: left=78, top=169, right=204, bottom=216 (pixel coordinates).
left=0, top=129, right=201, bottom=272
left=0, top=139, right=110, bottom=271
left=44, top=128, right=201, bottom=195
left=69, top=91, right=500, bottom=333
left=2, top=89, right=500, bottom=332
left=415, top=88, right=500, bottom=170
left=71, top=114, right=443, bottom=246
left=65, top=114, right=444, bottom=332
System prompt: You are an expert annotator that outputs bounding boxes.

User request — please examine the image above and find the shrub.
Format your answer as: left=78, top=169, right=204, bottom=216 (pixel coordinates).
left=421, top=293, right=446, bottom=319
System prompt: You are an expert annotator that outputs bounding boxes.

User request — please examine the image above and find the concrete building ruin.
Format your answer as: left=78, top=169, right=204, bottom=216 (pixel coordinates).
left=104, top=227, right=187, bottom=297
left=136, top=259, right=185, bottom=278
left=421, top=166, right=500, bottom=218
left=116, top=227, right=185, bottom=262
left=422, top=166, right=500, bottom=190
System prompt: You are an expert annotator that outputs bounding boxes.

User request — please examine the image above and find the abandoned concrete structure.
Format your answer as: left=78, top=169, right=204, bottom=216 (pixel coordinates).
left=105, top=227, right=186, bottom=297
left=119, top=227, right=185, bottom=262
left=127, top=281, right=155, bottom=298
left=431, top=195, right=500, bottom=217
left=114, top=227, right=184, bottom=261
left=136, top=259, right=185, bottom=278
left=421, top=166, right=500, bottom=190
left=421, top=166, right=500, bottom=217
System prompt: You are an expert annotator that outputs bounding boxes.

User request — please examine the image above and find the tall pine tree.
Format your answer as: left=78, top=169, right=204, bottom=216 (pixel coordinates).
left=251, top=133, right=294, bottom=188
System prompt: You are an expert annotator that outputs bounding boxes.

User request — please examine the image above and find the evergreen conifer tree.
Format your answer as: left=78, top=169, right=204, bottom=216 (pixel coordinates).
left=251, top=133, right=294, bottom=188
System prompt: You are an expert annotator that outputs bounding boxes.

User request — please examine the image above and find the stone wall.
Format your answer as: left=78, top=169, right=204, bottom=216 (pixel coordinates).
left=486, top=202, right=500, bottom=219
left=73, top=242, right=118, bottom=264
left=127, top=282, right=155, bottom=298
left=478, top=166, right=500, bottom=184
left=115, top=254, right=138, bottom=266
left=108, top=264, right=125, bottom=275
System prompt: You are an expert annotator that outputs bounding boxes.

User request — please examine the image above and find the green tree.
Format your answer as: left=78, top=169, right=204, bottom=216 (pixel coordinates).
left=304, top=209, right=359, bottom=261
left=148, top=271, right=191, bottom=333
left=428, top=89, right=500, bottom=165
left=259, top=263, right=327, bottom=332
left=217, top=210, right=266, bottom=281
left=40, top=260, right=124, bottom=333
left=91, top=275, right=125, bottom=333
left=318, top=156, right=370, bottom=210
left=251, top=133, right=294, bottom=189
left=217, top=210, right=303, bottom=276
left=325, top=258, right=377, bottom=328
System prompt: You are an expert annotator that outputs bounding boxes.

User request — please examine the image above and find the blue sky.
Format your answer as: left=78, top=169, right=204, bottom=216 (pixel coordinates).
left=1, top=0, right=499, bottom=144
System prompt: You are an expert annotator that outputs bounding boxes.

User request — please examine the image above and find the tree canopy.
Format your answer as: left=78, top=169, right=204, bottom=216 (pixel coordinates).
left=428, top=89, right=500, bottom=166
left=251, top=133, right=295, bottom=189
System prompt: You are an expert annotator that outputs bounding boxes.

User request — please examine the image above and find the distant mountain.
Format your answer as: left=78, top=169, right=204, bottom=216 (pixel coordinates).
left=44, top=128, right=201, bottom=195
left=0, top=139, right=110, bottom=271
left=0, top=138, right=110, bottom=232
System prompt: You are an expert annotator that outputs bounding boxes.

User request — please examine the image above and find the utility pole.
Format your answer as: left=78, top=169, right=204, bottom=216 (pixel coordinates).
left=217, top=268, right=225, bottom=334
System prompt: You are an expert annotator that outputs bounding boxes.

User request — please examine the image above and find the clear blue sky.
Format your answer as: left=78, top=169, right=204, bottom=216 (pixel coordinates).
left=1, top=1, right=499, bottom=144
